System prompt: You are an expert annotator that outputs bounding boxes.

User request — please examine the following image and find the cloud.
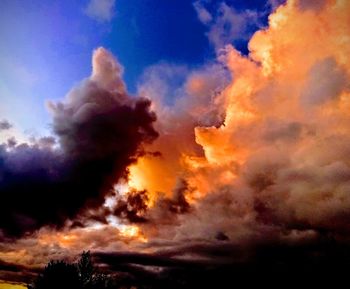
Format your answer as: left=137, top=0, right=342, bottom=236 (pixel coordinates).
left=300, top=57, right=349, bottom=107
left=127, top=0, right=350, bottom=246
left=93, top=241, right=350, bottom=288
left=268, top=0, right=287, bottom=11
left=297, top=0, right=326, bottom=11
left=0, top=259, right=38, bottom=285
left=193, top=1, right=213, bottom=24
left=208, top=3, right=260, bottom=49
left=1, top=1, right=350, bottom=284
left=0, top=120, right=12, bottom=131
left=84, top=0, right=116, bottom=22
left=0, top=47, right=158, bottom=238
left=129, top=60, right=230, bottom=210
left=113, top=189, right=149, bottom=223
left=193, top=1, right=263, bottom=50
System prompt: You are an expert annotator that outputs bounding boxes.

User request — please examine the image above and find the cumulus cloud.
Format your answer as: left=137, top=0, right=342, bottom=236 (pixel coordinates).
left=126, top=0, right=350, bottom=247
left=1, top=1, right=350, bottom=284
left=84, top=0, right=116, bottom=22
left=0, top=47, right=158, bottom=238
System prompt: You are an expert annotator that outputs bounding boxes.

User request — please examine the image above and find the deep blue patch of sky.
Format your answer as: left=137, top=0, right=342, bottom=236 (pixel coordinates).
left=0, top=0, right=286, bottom=133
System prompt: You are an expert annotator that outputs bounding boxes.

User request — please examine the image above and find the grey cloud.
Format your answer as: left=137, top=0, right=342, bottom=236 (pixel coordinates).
left=301, top=57, right=349, bottom=107
left=0, top=120, right=12, bottom=131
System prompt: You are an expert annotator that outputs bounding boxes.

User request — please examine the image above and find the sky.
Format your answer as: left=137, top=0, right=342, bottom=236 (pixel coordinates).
left=0, top=0, right=280, bottom=137
left=1, top=0, right=350, bottom=288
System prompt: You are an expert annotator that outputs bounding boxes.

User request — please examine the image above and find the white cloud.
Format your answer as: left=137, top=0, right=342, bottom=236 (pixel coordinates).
left=84, top=0, right=116, bottom=22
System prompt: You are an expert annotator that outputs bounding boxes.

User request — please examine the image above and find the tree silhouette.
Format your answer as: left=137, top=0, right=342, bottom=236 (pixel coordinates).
left=78, top=251, right=94, bottom=287
left=29, top=251, right=115, bottom=289
left=78, top=251, right=112, bottom=289
left=31, top=260, right=80, bottom=289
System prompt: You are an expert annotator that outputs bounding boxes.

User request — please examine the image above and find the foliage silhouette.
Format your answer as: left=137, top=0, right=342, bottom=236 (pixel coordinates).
left=28, top=251, right=115, bottom=289
left=29, top=260, right=80, bottom=289
left=78, top=251, right=95, bottom=287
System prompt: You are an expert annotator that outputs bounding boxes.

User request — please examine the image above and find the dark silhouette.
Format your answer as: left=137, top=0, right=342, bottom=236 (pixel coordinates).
left=78, top=251, right=95, bottom=287
left=27, top=241, right=350, bottom=289
left=29, top=260, right=80, bottom=289
left=28, top=251, right=115, bottom=289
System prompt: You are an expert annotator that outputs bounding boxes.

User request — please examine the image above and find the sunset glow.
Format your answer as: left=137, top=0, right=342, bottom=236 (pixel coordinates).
left=1, top=0, right=350, bottom=288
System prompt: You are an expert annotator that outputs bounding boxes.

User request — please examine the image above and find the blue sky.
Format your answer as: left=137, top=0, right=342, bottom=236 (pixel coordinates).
left=0, top=0, right=283, bottom=136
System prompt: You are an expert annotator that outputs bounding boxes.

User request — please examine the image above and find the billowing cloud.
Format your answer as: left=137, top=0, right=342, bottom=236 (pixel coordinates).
left=123, top=0, right=350, bottom=244
left=84, top=0, right=116, bottom=22
left=1, top=0, right=350, bottom=285
left=0, top=47, right=158, bottom=238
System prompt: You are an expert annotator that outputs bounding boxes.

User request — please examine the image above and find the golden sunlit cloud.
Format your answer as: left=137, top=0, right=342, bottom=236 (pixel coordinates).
left=122, top=0, right=350, bottom=240
left=1, top=0, right=350, bottom=286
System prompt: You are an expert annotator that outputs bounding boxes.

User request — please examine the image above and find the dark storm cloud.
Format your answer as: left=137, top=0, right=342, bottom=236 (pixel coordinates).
left=0, top=48, right=158, bottom=238
left=0, top=259, right=39, bottom=284
left=160, top=179, right=191, bottom=215
left=94, top=240, right=350, bottom=288
left=0, top=259, right=25, bottom=272
left=95, top=251, right=211, bottom=268
left=110, top=179, right=191, bottom=225
left=113, top=189, right=149, bottom=223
